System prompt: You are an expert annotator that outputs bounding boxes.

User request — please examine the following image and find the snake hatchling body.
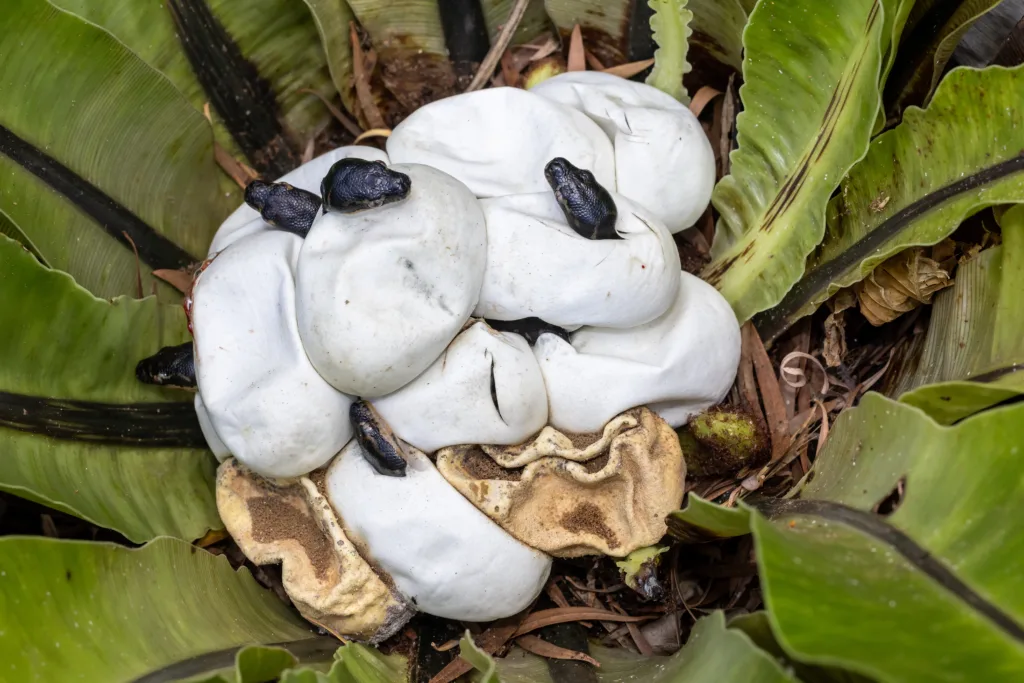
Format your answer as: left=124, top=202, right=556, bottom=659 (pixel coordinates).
left=484, top=317, right=571, bottom=346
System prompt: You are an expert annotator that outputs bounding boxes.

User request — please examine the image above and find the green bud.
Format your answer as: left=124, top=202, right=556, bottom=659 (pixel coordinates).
left=679, top=406, right=770, bottom=477
left=615, top=545, right=668, bottom=600
left=522, top=58, right=565, bottom=90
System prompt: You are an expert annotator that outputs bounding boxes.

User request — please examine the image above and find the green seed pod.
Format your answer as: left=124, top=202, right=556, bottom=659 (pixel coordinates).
left=679, top=406, right=770, bottom=477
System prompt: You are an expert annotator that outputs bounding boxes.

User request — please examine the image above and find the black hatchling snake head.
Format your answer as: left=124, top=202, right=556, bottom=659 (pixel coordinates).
left=243, top=180, right=322, bottom=238
left=136, top=342, right=196, bottom=388
left=320, top=158, right=412, bottom=214
left=350, top=400, right=407, bottom=477
left=544, top=157, right=620, bottom=241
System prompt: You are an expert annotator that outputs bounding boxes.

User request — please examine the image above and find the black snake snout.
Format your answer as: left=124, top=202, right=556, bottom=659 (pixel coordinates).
left=350, top=400, right=407, bottom=477
left=543, top=157, right=620, bottom=241
left=321, top=158, right=412, bottom=214
left=135, top=343, right=196, bottom=388
left=243, top=180, right=322, bottom=238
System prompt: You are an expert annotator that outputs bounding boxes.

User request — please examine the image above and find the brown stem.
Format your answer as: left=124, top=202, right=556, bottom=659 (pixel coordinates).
left=466, top=0, right=531, bottom=92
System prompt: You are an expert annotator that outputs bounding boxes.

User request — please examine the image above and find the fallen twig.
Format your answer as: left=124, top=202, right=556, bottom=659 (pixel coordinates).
left=500, top=49, right=520, bottom=87
left=718, top=73, right=737, bottom=178
left=202, top=102, right=258, bottom=187
left=607, top=597, right=655, bottom=656
left=467, top=0, right=532, bottom=92
left=779, top=320, right=813, bottom=421
left=121, top=231, right=144, bottom=299
left=516, top=33, right=559, bottom=62
left=746, top=323, right=791, bottom=461
left=298, top=87, right=362, bottom=138
left=564, top=576, right=625, bottom=594
left=213, top=143, right=258, bottom=188
left=584, top=49, right=606, bottom=70
left=425, top=622, right=520, bottom=679
left=737, top=324, right=765, bottom=426
left=815, top=399, right=831, bottom=449
left=152, top=269, right=192, bottom=294
left=353, top=128, right=392, bottom=144
left=545, top=580, right=571, bottom=607
left=431, top=639, right=460, bottom=653
left=427, top=615, right=524, bottom=683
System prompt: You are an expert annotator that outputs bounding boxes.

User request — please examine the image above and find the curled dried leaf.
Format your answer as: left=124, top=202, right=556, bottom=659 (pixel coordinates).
left=152, top=268, right=194, bottom=294
left=855, top=247, right=954, bottom=326
left=513, top=607, right=649, bottom=637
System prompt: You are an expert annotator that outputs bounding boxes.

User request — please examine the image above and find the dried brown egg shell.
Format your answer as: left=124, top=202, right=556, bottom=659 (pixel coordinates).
left=435, top=407, right=685, bottom=558
left=215, top=459, right=413, bottom=644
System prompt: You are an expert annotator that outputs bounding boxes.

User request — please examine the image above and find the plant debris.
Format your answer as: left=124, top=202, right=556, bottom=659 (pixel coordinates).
left=615, top=546, right=669, bottom=600
left=515, top=634, right=600, bottom=666
left=350, top=21, right=387, bottom=130
left=854, top=242, right=956, bottom=326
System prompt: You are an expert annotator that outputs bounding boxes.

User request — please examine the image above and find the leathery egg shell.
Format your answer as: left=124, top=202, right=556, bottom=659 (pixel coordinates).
left=387, top=87, right=615, bottom=198
left=474, top=190, right=680, bottom=329
left=371, top=322, right=549, bottom=453
left=326, top=439, right=552, bottom=621
left=530, top=71, right=715, bottom=233
left=295, top=163, right=488, bottom=397
left=534, top=270, right=741, bottom=433
left=192, top=230, right=353, bottom=478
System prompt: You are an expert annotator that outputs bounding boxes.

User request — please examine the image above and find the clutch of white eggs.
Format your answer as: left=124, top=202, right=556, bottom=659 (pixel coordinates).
left=193, top=73, right=740, bottom=632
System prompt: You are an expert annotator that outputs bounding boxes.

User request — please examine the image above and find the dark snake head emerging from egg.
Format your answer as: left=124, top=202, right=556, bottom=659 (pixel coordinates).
left=544, top=157, right=621, bottom=241
left=350, top=400, right=408, bottom=477
left=135, top=343, right=196, bottom=388
left=244, top=180, right=322, bottom=238
left=321, top=158, right=412, bottom=214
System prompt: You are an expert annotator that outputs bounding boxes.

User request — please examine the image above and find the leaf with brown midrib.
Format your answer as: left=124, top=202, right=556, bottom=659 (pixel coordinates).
left=704, top=0, right=899, bottom=324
